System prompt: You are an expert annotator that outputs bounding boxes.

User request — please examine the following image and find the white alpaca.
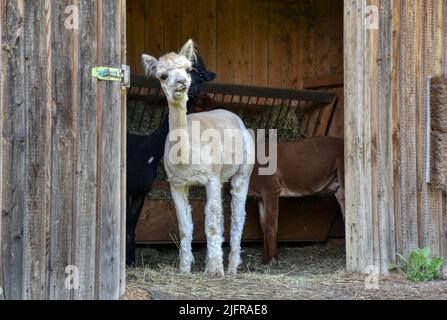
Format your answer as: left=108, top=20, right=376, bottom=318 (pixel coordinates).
left=142, top=40, right=255, bottom=276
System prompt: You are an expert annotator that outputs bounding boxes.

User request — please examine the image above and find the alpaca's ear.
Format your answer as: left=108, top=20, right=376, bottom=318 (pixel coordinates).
left=179, top=39, right=197, bottom=63
left=204, top=71, right=216, bottom=82
left=142, top=54, right=158, bottom=77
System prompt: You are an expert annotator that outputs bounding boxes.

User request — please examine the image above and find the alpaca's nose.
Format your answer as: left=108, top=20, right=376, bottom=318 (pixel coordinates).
left=177, top=79, right=187, bottom=90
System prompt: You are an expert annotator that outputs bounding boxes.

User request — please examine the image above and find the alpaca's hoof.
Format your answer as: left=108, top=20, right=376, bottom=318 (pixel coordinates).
left=179, top=265, right=191, bottom=274
left=226, top=267, right=238, bottom=276
left=179, top=261, right=192, bottom=274
left=262, top=256, right=278, bottom=265
left=204, top=262, right=225, bottom=278
left=227, top=260, right=240, bottom=276
left=205, top=268, right=225, bottom=278
left=179, top=253, right=194, bottom=273
left=227, top=253, right=242, bottom=275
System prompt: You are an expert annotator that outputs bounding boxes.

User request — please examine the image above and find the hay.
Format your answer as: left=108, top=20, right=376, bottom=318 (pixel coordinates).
left=124, top=245, right=447, bottom=300
left=127, top=94, right=311, bottom=200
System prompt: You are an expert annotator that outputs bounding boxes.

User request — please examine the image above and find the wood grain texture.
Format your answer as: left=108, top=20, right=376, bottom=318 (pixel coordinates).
left=96, top=0, right=123, bottom=300
left=0, top=0, right=4, bottom=300
left=136, top=197, right=340, bottom=243
left=2, top=0, right=27, bottom=299
left=145, top=0, right=164, bottom=59
left=420, top=0, right=444, bottom=257
left=250, top=0, right=268, bottom=86
left=391, top=0, right=403, bottom=261
left=216, top=0, right=235, bottom=83
left=197, top=0, right=217, bottom=72
left=119, top=0, right=127, bottom=299
left=22, top=0, right=50, bottom=300
left=398, top=0, right=419, bottom=256
left=267, top=0, right=285, bottom=88
left=163, top=0, right=181, bottom=53
left=344, top=0, right=374, bottom=272
left=72, top=0, right=98, bottom=300
left=48, top=0, right=76, bottom=300
left=127, top=0, right=344, bottom=91
left=0, top=0, right=125, bottom=300
left=234, top=0, right=251, bottom=86
left=127, top=0, right=145, bottom=75
left=375, top=0, right=396, bottom=272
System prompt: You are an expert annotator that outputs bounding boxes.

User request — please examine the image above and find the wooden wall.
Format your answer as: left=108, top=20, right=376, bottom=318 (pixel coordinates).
left=127, top=0, right=344, bottom=137
left=127, top=0, right=343, bottom=90
left=345, top=0, right=447, bottom=274
left=0, top=0, right=126, bottom=300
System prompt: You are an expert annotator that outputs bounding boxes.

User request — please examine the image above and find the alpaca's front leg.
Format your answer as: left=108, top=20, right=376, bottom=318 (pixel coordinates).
left=228, top=173, right=250, bottom=275
left=204, top=179, right=225, bottom=277
left=170, top=184, right=194, bottom=273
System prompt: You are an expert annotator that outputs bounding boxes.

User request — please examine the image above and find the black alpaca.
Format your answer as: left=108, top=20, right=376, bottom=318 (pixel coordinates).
left=126, top=57, right=216, bottom=266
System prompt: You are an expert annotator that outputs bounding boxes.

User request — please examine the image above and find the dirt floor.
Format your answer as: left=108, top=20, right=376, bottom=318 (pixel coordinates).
left=123, top=244, right=447, bottom=300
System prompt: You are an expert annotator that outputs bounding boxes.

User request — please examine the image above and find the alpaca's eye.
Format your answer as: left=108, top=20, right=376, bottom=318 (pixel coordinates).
left=160, top=74, right=168, bottom=81
left=187, top=68, right=192, bottom=74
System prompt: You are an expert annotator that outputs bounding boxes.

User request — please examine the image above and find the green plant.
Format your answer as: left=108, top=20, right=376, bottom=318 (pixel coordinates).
left=389, top=248, right=445, bottom=282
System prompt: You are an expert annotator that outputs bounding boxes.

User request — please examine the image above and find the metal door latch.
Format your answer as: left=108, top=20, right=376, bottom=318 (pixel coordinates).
left=92, top=65, right=130, bottom=89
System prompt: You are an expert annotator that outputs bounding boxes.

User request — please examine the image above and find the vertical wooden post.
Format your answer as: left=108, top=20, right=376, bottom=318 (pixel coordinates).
left=375, top=0, right=397, bottom=272
left=344, top=0, right=374, bottom=273
left=119, top=0, right=127, bottom=299
left=0, top=0, right=4, bottom=301
left=344, top=0, right=396, bottom=273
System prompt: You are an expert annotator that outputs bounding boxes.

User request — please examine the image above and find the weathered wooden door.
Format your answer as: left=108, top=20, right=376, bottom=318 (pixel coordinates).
left=0, top=1, right=126, bottom=300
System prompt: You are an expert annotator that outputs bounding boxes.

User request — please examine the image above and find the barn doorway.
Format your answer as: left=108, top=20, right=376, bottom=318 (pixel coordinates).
left=125, top=0, right=345, bottom=267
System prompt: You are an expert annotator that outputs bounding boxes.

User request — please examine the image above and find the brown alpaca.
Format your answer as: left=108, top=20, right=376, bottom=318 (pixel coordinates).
left=248, top=136, right=345, bottom=264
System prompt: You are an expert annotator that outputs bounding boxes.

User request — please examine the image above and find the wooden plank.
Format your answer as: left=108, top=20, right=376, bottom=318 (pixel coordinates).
left=197, top=0, right=217, bottom=72
left=268, top=0, right=286, bottom=88
left=145, top=0, right=164, bottom=59
left=96, top=0, right=123, bottom=300
left=130, top=75, right=336, bottom=103
left=331, top=0, right=344, bottom=77
left=48, top=0, right=75, bottom=300
left=398, top=0, right=419, bottom=256
left=306, top=108, right=323, bottom=138
left=234, top=0, right=251, bottom=86
left=119, top=0, right=127, bottom=298
left=443, top=0, right=447, bottom=260
left=181, top=0, right=199, bottom=44
left=126, top=0, right=145, bottom=75
left=216, top=0, right=235, bottom=83
left=326, top=91, right=345, bottom=138
left=391, top=0, right=403, bottom=261
left=251, top=0, right=269, bottom=87
left=163, top=0, right=181, bottom=53
left=315, top=98, right=336, bottom=137
left=420, top=0, right=444, bottom=257
left=72, top=0, right=98, bottom=300
left=287, top=1, right=304, bottom=89
left=21, top=0, right=50, bottom=300
left=2, top=0, right=27, bottom=299
left=344, top=0, right=374, bottom=272
left=375, top=0, right=396, bottom=272
left=136, top=197, right=339, bottom=243
left=303, top=74, right=344, bottom=89
left=0, top=0, right=4, bottom=300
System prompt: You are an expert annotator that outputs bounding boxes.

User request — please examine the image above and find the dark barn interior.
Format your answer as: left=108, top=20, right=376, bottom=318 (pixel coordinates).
left=126, top=0, right=345, bottom=244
